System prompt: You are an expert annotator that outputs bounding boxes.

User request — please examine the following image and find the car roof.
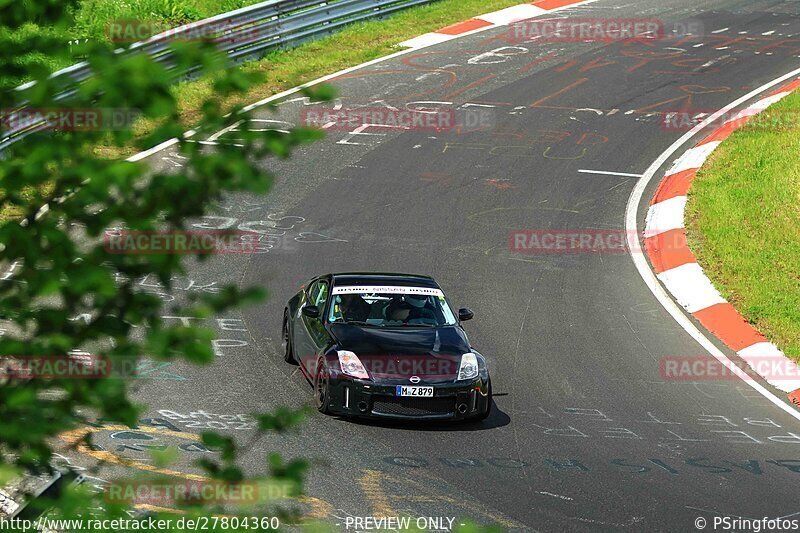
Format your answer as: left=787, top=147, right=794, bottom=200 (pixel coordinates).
left=330, top=272, right=440, bottom=289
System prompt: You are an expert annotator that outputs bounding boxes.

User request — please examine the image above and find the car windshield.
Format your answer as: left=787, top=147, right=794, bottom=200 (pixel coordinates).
left=328, top=285, right=457, bottom=327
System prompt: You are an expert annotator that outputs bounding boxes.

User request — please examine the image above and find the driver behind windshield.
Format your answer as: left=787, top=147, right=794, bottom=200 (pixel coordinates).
left=403, top=294, right=437, bottom=324
left=385, top=300, right=412, bottom=324
left=339, top=294, right=371, bottom=322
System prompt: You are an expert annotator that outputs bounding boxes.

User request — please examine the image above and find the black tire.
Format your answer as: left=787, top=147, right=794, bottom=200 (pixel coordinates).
left=313, top=357, right=332, bottom=414
left=283, top=311, right=296, bottom=364
left=478, top=379, right=492, bottom=421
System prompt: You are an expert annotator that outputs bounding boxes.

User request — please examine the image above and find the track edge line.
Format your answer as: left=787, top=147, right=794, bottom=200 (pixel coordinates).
left=625, top=67, right=800, bottom=421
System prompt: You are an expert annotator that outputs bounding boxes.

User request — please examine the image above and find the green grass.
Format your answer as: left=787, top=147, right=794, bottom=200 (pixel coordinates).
left=71, top=0, right=267, bottom=41
left=686, top=91, right=800, bottom=360
left=2, top=0, right=269, bottom=88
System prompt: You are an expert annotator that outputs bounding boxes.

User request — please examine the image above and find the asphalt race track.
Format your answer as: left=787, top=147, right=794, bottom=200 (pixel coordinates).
left=62, top=0, right=800, bottom=530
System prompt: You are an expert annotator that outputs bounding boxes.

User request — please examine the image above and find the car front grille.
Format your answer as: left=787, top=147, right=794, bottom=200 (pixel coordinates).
left=371, top=396, right=455, bottom=417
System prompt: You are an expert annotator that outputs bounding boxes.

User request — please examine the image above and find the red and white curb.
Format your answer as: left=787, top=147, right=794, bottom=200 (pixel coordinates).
left=399, top=0, right=591, bottom=48
left=643, top=78, right=800, bottom=407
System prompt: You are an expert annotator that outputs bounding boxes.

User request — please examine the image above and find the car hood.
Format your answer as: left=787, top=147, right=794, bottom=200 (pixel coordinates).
left=328, top=324, right=470, bottom=381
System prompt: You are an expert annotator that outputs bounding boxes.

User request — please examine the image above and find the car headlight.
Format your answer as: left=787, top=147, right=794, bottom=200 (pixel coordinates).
left=457, top=352, right=479, bottom=381
left=337, top=350, right=369, bottom=379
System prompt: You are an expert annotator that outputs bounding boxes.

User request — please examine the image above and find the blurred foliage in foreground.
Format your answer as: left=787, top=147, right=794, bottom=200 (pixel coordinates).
left=0, top=0, right=330, bottom=529
left=0, top=0, right=266, bottom=88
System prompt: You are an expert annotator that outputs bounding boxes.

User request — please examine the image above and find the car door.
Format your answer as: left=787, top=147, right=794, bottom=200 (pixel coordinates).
left=295, top=279, right=330, bottom=373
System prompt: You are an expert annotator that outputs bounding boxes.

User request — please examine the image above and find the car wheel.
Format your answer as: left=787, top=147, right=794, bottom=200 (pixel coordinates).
left=283, top=311, right=296, bottom=364
left=313, top=357, right=331, bottom=414
left=478, top=379, right=492, bottom=421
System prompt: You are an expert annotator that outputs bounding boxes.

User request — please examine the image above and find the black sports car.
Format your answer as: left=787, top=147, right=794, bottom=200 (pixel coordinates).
left=282, top=273, right=492, bottom=421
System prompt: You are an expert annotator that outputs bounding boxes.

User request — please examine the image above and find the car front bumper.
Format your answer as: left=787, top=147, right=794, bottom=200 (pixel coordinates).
left=325, top=372, right=491, bottom=420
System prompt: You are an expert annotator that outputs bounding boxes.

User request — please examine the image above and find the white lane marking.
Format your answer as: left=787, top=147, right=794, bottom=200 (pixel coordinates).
left=740, top=91, right=792, bottom=114
left=711, top=27, right=729, bottom=34
left=127, top=134, right=189, bottom=162
left=574, top=107, right=604, bottom=115
left=479, top=4, right=547, bottom=25
left=625, top=66, right=800, bottom=422
left=763, top=30, right=776, bottom=36
left=666, top=142, right=720, bottom=174
left=644, top=196, right=687, bottom=235
left=657, top=263, right=726, bottom=313
left=415, top=71, right=440, bottom=81
left=206, top=120, right=242, bottom=141
left=577, top=169, right=643, bottom=178
left=537, top=491, right=574, bottom=501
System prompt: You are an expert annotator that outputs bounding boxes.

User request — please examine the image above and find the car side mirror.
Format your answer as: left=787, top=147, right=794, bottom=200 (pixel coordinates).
left=302, top=305, right=320, bottom=319
left=458, top=308, right=474, bottom=321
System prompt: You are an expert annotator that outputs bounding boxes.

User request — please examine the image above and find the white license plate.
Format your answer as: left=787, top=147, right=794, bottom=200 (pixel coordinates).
left=396, top=385, right=434, bottom=397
